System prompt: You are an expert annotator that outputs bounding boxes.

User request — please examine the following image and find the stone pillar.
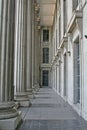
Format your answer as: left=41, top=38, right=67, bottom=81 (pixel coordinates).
left=31, top=0, right=35, bottom=96
left=0, top=0, right=21, bottom=129
left=38, top=31, right=41, bottom=87
left=14, top=0, right=30, bottom=106
left=32, top=0, right=35, bottom=88
left=34, top=26, right=38, bottom=90
left=37, top=31, right=41, bottom=88
left=14, top=0, right=19, bottom=95
left=34, top=27, right=40, bottom=91
left=26, top=0, right=34, bottom=98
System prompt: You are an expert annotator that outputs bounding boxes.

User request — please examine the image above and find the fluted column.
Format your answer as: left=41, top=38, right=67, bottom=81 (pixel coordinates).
left=26, top=0, right=34, bottom=98
left=0, top=0, right=17, bottom=119
left=34, top=27, right=40, bottom=91
left=0, top=0, right=21, bottom=129
left=31, top=0, right=36, bottom=97
left=34, top=26, right=38, bottom=89
left=14, top=0, right=20, bottom=95
left=0, top=0, right=2, bottom=87
left=32, top=0, right=35, bottom=90
left=14, top=0, right=30, bottom=106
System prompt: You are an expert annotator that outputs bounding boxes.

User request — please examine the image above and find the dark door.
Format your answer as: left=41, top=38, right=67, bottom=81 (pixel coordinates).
left=42, top=70, right=49, bottom=86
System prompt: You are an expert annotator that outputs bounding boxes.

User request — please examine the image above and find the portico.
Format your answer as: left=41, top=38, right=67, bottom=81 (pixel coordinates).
left=0, top=0, right=87, bottom=130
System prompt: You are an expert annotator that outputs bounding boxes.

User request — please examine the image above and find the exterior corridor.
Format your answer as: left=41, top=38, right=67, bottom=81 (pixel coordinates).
left=19, top=88, right=87, bottom=130
left=1, top=1, right=87, bottom=129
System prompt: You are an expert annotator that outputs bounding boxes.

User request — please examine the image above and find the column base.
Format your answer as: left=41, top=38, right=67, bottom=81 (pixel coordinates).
left=14, top=92, right=31, bottom=107
left=0, top=111, right=22, bottom=130
left=19, top=101, right=31, bottom=107
left=0, top=102, right=22, bottom=130
left=27, top=88, right=35, bottom=99
left=15, top=102, right=20, bottom=109
left=0, top=102, right=19, bottom=119
left=33, top=84, right=40, bottom=93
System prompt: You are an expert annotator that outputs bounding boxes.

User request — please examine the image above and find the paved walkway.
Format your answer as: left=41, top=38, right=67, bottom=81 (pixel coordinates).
left=19, top=88, right=87, bottom=130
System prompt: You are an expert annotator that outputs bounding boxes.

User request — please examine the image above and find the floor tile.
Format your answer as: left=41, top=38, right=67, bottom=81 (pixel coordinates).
left=19, top=88, right=87, bottom=130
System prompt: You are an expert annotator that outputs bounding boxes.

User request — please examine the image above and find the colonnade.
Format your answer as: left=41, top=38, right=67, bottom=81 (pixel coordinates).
left=0, top=0, right=40, bottom=129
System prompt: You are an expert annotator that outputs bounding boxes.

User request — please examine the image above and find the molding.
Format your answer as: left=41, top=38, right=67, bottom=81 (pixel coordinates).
left=59, top=36, right=68, bottom=49
left=51, top=37, right=68, bottom=66
left=41, top=64, right=51, bottom=68
left=67, top=10, right=83, bottom=33
left=56, top=48, right=61, bottom=58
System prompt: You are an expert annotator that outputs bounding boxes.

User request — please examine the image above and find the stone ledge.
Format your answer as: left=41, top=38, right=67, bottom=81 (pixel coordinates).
left=0, top=111, right=22, bottom=130
left=67, top=10, right=82, bottom=33
left=19, top=101, right=31, bottom=107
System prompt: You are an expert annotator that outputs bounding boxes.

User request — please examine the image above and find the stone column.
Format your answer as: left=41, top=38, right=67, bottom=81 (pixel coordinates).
left=34, top=27, right=40, bottom=91
left=31, top=0, right=36, bottom=97
left=26, top=0, right=34, bottom=98
left=32, top=0, right=35, bottom=89
left=0, top=0, right=21, bottom=129
left=34, top=26, right=38, bottom=90
left=0, top=0, right=2, bottom=82
left=38, top=31, right=41, bottom=87
left=14, top=0, right=30, bottom=106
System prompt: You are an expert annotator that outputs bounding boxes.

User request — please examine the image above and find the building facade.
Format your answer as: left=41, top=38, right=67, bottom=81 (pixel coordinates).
left=0, top=0, right=87, bottom=129
left=50, top=0, right=87, bottom=121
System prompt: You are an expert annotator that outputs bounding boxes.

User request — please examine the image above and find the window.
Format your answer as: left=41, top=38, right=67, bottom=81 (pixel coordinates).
left=43, top=29, right=49, bottom=42
left=42, top=70, right=49, bottom=86
left=43, top=48, right=49, bottom=63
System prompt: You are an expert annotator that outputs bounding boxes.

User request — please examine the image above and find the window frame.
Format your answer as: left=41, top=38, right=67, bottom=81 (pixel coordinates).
left=43, top=48, right=49, bottom=63
left=43, top=29, right=49, bottom=42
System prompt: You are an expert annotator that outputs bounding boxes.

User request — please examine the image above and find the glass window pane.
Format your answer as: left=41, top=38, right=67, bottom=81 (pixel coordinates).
left=43, top=29, right=49, bottom=42
left=42, top=70, right=49, bottom=86
left=43, top=48, right=49, bottom=63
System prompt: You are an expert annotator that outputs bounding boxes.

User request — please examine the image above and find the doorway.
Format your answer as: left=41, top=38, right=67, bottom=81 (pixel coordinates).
left=42, top=70, right=49, bottom=86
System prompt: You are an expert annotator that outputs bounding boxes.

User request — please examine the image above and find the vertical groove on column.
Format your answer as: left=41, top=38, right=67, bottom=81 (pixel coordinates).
left=14, top=0, right=30, bottom=106
left=0, top=0, right=3, bottom=101
left=32, top=0, right=35, bottom=89
left=1, top=0, right=8, bottom=101
left=26, top=0, right=34, bottom=98
left=0, top=0, right=21, bottom=120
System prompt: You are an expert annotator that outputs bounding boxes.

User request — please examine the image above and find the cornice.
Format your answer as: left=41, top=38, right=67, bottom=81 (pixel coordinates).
left=67, top=10, right=83, bottom=33
left=59, top=36, right=68, bottom=49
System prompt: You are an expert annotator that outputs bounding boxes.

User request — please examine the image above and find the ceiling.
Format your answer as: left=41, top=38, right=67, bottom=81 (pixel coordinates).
left=36, top=0, right=56, bottom=26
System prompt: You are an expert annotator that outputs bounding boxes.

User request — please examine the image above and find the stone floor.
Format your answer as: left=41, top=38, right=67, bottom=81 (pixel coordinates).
left=18, top=87, right=87, bottom=130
